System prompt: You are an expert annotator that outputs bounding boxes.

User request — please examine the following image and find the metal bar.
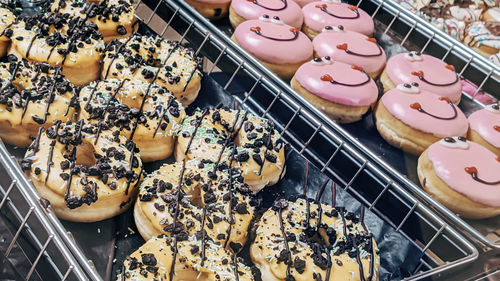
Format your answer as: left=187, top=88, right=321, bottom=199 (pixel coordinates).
left=207, top=46, right=226, bottom=75
left=400, top=22, right=417, bottom=46
left=299, top=125, right=321, bottom=155
left=261, top=91, right=281, bottom=117
left=321, top=142, right=344, bottom=173
left=343, top=161, right=367, bottom=191
left=194, top=32, right=211, bottom=56
left=422, top=224, right=447, bottom=253
left=242, top=76, right=262, bottom=104
left=224, top=61, right=244, bottom=90
left=280, top=107, right=301, bottom=136
left=160, top=7, right=180, bottom=36
left=396, top=202, right=419, bottom=232
left=383, top=11, right=399, bottom=35
left=26, top=235, right=53, bottom=280
left=0, top=181, right=15, bottom=210
left=4, top=207, right=34, bottom=257
left=419, top=33, right=435, bottom=54
left=369, top=181, right=393, bottom=210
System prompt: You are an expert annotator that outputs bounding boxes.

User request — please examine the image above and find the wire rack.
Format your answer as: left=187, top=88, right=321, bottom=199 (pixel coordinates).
left=0, top=0, right=485, bottom=281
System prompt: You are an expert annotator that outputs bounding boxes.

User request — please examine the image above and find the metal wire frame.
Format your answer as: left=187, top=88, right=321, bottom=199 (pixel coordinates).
left=132, top=0, right=478, bottom=280
left=0, top=142, right=90, bottom=281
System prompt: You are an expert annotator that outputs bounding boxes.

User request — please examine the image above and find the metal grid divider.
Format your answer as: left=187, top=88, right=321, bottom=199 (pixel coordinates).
left=133, top=0, right=478, bottom=280
left=0, top=141, right=91, bottom=281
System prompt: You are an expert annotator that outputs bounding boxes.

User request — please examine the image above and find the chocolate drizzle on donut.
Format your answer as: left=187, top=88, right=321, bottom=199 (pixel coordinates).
left=316, top=3, right=360, bottom=19
left=64, top=119, right=84, bottom=208
left=45, top=120, right=61, bottom=182
left=168, top=161, right=186, bottom=279
left=320, top=70, right=371, bottom=87
left=465, top=166, right=500, bottom=185
left=410, top=97, right=458, bottom=120
left=411, top=70, right=459, bottom=86
left=250, top=0, right=288, bottom=11
left=250, top=26, right=299, bottom=41
left=184, top=108, right=210, bottom=155
left=276, top=201, right=292, bottom=279
left=336, top=42, right=383, bottom=57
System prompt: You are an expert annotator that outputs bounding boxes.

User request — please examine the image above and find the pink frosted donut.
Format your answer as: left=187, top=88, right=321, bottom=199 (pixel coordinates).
left=312, top=25, right=387, bottom=77
left=232, top=17, right=313, bottom=78
left=418, top=137, right=500, bottom=218
left=291, top=0, right=315, bottom=7
left=302, top=1, right=374, bottom=38
left=382, top=52, right=462, bottom=103
left=468, top=104, right=500, bottom=155
left=229, top=0, right=303, bottom=28
left=375, top=83, right=468, bottom=154
left=291, top=57, right=378, bottom=123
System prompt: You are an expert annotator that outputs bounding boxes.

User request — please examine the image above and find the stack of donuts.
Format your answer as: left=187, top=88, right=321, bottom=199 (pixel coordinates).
left=0, top=1, right=381, bottom=280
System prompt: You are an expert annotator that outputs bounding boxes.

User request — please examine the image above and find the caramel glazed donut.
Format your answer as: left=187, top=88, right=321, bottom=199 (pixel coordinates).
left=0, top=7, right=15, bottom=57
left=175, top=108, right=286, bottom=193
left=8, top=12, right=105, bottom=86
left=102, top=33, right=203, bottom=107
left=124, top=159, right=259, bottom=280
left=79, top=78, right=185, bottom=162
left=0, top=55, right=78, bottom=147
left=21, top=120, right=144, bottom=222
left=252, top=198, right=380, bottom=281
left=51, top=0, right=138, bottom=43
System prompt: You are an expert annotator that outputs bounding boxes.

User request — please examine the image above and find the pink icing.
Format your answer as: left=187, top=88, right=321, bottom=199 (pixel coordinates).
left=196, top=0, right=231, bottom=3
left=385, top=53, right=462, bottom=103
left=231, top=0, right=304, bottom=28
left=381, top=88, right=468, bottom=137
left=291, top=0, right=315, bottom=7
left=233, top=19, right=313, bottom=64
left=427, top=141, right=500, bottom=207
left=302, top=1, right=374, bottom=36
left=294, top=60, right=378, bottom=106
left=469, top=108, right=500, bottom=148
left=312, top=29, right=387, bottom=74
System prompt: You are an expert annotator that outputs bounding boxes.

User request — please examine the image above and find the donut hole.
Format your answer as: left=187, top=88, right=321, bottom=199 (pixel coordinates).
left=75, top=141, right=98, bottom=167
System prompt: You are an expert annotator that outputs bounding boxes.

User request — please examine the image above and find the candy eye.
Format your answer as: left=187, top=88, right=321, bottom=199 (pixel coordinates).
left=322, top=25, right=344, bottom=32
left=405, top=51, right=423, bottom=62
left=439, top=136, right=469, bottom=149
left=396, top=83, right=420, bottom=94
left=259, top=15, right=271, bottom=22
left=321, top=56, right=332, bottom=64
left=325, top=0, right=341, bottom=3
left=312, top=57, right=324, bottom=65
left=486, top=103, right=500, bottom=114
left=271, top=16, right=283, bottom=25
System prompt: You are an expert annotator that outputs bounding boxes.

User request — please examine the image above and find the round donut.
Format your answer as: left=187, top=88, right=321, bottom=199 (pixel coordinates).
left=464, top=22, right=500, bottom=58
left=251, top=198, right=380, bottom=281
left=185, top=0, right=232, bottom=20
left=302, top=0, right=374, bottom=39
left=79, top=78, right=185, bottom=162
left=51, top=0, right=138, bottom=43
left=118, top=236, right=258, bottom=280
left=374, top=83, right=468, bottom=155
left=380, top=52, right=462, bottom=104
left=134, top=159, right=254, bottom=252
left=21, top=120, right=144, bottom=222
left=291, top=57, right=378, bottom=123
left=0, top=56, right=78, bottom=147
left=102, top=33, right=203, bottom=107
left=312, top=25, right=387, bottom=78
left=232, top=16, right=313, bottom=79
left=0, top=8, right=15, bottom=58
left=229, top=0, right=303, bottom=29
left=417, top=137, right=500, bottom=219
left=8, top=12, right=105, bottom=86
left=467, top=104, right=500, bottom=156
left=175, top=108, right=286, bottom=192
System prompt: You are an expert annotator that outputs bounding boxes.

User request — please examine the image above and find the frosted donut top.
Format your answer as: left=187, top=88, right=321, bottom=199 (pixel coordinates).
left=466, top=22, right=500, bottom=49
left=385, top=52, right=462, bottom=103
left=427, top=139, right=500, bottom=207
left=294, top=58, right=378, bottom=106
left=233, top=18, right=313, bottom=64
left=313, top=26, right=387, bottom=74
left=231, top=0, right=303, bottom=28
left=302, top=1, right=374, bottom=36
left=468, top=105, right=500, bottom=149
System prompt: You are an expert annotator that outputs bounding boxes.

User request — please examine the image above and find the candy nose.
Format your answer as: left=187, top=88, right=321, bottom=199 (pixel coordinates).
left=410, top=103, right=422, bottom=110
left=465, top=166, right=478, bottom=175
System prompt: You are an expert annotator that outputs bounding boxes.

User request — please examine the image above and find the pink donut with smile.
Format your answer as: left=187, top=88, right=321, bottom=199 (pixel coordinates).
left=294, top=58, right=378, bottom=106
left=385, top=52, right=462, bottom=103
left=468, top=104, right=500, bottom=150
left=231, top=0, right=303, bottom=28
left=312, top=25, right=387, bottom=75
left=302, top=1, right=374, bottom=36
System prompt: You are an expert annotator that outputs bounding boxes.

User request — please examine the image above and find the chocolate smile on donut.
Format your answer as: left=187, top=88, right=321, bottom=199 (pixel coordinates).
left=465, top=166, right=500, bottom=185
left=249, top=0, right=287, bottom=11
left=315, top=3, right=360, bottom=19
left=250, top=25, right=300, bottom=41
left=411, top=69, right=459, bottom=86
left=336, top=42, right=383, bottom=57
left=320, top=65, right=371, bottom=86
left=409, top=97, right=458, bottom=120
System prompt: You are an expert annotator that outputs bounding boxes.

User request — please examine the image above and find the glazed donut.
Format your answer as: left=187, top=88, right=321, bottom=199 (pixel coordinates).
left=302, top=1, right=374, bottom=39
left=291, top=57, right=378, bottom=123
left=118, top=236, right=257, bottom=280
left=312, top=25, right=387, bottom=78
left=483, top=7, right=500, bottom=22
left=380, top=52, right=462, bottom=104
left=79, top=78, right=185, bottom=162
left=251, top=198, right=380, bottom=281
left=417, top=137, right=500, bottom=219
left=232, top=16, right=313, bottom=79
left=8, top=12, right=105, bottom=86
left=51, top=0, right=138, bottom=43
left=134, top=159, right=254, bottom=251
left=374, top=83, right=468, bottom=155
left=467, top=104, right=500, bottom=156
left=102, top=33, right=202, bottom=107
left=175, top=108, right=286, bottom=192
left=21, top=120, right=143, bottom=222
left=0, top=56, right=78, bottom=147
left=0, top=8, right=15, bottom=58
left=185, top=0, right=231, bottom=20
left=464, top=22, right=500, bottom=57
left=229, top=0, right=303, bottom=28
